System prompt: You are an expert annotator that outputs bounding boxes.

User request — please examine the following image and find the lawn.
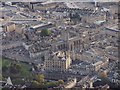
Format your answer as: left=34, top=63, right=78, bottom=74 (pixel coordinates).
left=2, top=58, right=33, bottom=79
left=0, top=59, right=2, bottom=68
left=1, top=58, right=11, bottom=67
left=20, top=62, right=33, bottom=77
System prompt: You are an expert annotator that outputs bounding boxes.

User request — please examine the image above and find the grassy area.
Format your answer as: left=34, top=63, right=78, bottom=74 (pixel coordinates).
left=0, top=59, right=1, bottom=67
left=1, top=58, right=11, bottom=67
left=20, top=62, right=32, bottom=77
left=12, top=78, right=25, bottom=85
left=1, top=58, right=35, bottom=85
left=2, top=58, right=33, bottom=79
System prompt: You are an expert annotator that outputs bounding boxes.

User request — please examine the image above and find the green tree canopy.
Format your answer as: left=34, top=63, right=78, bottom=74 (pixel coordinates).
left=36, top=74, right=45, bottom=83
left=32, top=80, right=40, bottom=88
left=40, top=29, right=52, bottom=37
left=46, top=81, right=59, bottom=88
left=0, top=74, right=2, bottom=81
left=58, top=79, right=64, bottom=84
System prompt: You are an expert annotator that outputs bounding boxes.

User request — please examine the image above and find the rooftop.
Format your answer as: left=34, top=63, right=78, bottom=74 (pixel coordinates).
left=48, top=51, right=69, bottom=61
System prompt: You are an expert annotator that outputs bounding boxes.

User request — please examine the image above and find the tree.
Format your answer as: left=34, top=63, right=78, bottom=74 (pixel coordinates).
left=10, top=65, right=19, bottom=74
left=15, top=64, right=21, bottom=70
left=40, top=29, right=52, bottom=37
left=36, top=74, right=45, bottom=83
left=69, top=12, right=81, bottom=21
left=32, top=80, right=40, bottom=87
left=46, top=81, right=59, bottom=88
left=9, top=63, right=21, bottom=74
left=31, top=74, right=46, bottom=88
left=2, top=66, right=8, bottom=72
left=58, top=79, right=64, bottom=84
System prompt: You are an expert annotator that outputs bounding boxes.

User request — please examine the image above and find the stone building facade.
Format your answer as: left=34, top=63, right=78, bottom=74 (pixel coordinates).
left=44, top=51, right=72, bottom=71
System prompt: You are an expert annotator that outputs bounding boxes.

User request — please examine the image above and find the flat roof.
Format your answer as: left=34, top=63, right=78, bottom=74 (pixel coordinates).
left=105, top=25, right=119, bottom=32
left=31, top=22, right=52, bottom=29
